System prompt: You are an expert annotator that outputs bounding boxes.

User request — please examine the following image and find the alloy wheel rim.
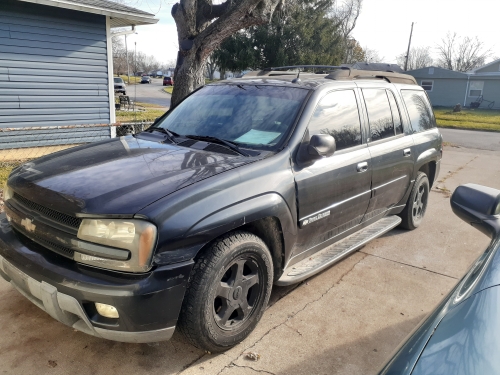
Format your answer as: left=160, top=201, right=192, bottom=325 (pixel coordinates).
left=213, top=256, right=261, bottom=330
left=412, top=183, right=427, bottom=221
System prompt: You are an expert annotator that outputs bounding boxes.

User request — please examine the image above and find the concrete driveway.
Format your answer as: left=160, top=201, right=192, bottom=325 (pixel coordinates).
left=1, top=145, right=499, bottom=375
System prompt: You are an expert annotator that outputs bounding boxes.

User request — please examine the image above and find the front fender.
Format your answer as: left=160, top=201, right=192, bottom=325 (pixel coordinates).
left=153, top=193, right=296, bottom=265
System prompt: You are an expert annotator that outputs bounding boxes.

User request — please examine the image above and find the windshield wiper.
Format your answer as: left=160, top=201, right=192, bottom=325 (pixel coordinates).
left=146, top=127, right=179, bottom=143
left=183, top=135, right=250, bottom=156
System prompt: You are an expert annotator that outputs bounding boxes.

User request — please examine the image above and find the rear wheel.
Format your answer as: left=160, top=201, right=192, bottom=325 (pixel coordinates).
left=178, top=231, right=273, bottom=352
left=399, top=171, right=429, bottom=230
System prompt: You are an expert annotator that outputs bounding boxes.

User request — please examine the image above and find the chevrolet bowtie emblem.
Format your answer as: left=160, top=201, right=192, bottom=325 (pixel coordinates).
left=21, top=218, right=36, bottom=233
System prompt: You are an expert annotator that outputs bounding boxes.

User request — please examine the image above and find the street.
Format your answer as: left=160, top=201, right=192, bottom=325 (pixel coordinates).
left=1, top=143, right=499, bottom=374
left=440, top=127, right=500, bottom=151
left=127, top=78, right=171, bottom=108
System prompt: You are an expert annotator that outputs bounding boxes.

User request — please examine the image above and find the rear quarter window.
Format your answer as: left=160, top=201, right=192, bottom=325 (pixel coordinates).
left=401, top=90, right=436, bottom=132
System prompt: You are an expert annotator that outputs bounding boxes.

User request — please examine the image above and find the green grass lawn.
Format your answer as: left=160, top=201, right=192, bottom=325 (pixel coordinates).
left=117, top=75, right=141, bottom=84
left=434, top=107, right=500, bottom=132
left=116, top=102, right=166, bottom=123
left=0, top=166, right=13, bottom=189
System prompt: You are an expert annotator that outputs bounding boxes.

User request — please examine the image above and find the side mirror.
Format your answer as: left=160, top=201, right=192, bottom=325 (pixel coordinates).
left=451, top=184, right=500, bottom=238
left=308, top=134, right=336, bottom=158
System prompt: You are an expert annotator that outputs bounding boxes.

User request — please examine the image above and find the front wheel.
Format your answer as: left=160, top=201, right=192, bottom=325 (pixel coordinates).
left=399, top=172, right=430, bottom=230
left=178, top=231, right=273, bottom=352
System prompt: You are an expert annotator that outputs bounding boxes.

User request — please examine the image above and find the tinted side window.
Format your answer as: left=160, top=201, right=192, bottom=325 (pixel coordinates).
left=401, top=90, right=436, bottom=132
left=362, top=89, right=395, bottom=141
left=308, top=90, right=362, bottom=151
left=387, top=90, right=403, bottom=135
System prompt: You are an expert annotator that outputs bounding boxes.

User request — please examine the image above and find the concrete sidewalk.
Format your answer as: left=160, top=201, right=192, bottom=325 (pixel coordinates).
left=0, top=145, right=499, bottom=375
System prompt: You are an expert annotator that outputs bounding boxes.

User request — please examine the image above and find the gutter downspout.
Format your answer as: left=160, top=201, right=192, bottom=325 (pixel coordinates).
left=463, top=74, right=470, bottom=107
left=106, top=16, right=116, bottom=135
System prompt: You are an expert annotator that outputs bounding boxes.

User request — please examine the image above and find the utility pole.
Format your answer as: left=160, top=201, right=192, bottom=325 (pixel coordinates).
left=404, top=22, right=414, bottom=71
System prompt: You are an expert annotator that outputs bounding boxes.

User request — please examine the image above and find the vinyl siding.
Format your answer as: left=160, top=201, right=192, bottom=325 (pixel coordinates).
left=465, top=78, right=500, bottom=109
left=0, top=0, right=111, bottom=149
left=418, top=78, right=468, bottom=107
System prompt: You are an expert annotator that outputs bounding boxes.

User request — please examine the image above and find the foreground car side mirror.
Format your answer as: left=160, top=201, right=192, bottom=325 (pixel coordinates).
left=451, top=184, right=500, bottom=238
left=308, top=134, right=336, bottom=158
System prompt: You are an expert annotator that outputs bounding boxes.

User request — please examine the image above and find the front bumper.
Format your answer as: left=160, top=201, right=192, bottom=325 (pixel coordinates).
left=0, top=214, right=193, bottom=343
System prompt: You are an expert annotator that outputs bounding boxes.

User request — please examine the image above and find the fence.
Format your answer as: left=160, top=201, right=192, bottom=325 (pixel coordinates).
left=0, top=121, right=154, bottom=162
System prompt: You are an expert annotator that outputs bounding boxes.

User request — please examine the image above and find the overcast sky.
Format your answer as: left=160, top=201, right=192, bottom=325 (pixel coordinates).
left=121, top=0, right=500, bottom=67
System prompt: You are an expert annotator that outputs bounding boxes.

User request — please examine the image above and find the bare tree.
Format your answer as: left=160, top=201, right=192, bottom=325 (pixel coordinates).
left=343, top=38, right=365, bottom=64
left=205, top=53, right=218, bottom=80
left=436, top=32, right=491, bottom=72
left=363, top=47, right=384, bottom=63
left=112, top=35, right=132, bottom=76
left=396, top=46, right=433, bottom=70
left=332, top=0, right=363, bottom=63
left=170, top=0, right=283, bottom=106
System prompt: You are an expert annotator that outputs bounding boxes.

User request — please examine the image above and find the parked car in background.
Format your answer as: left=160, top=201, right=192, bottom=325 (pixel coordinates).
left=113, top=77, right=126, bottom=95
left=378, top=183, right=500, bottom=375
left=141, top=75, right=151, bottom=84
left=163, top=76, right=174, bottom=86
left=0, top=66, right=441, bottom=353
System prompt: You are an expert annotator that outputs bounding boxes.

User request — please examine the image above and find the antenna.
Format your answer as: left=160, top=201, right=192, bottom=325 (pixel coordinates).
left=291, top=69, right=301, bottom=84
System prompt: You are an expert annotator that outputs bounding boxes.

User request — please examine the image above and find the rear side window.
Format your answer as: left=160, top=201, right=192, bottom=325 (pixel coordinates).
left=362, top=89, right=395, bottom=141
left=401, top=90, right=436, bottom=132
left=308, top=90, right=362, bottom=151
left=387, top=90, right=403, bottom=135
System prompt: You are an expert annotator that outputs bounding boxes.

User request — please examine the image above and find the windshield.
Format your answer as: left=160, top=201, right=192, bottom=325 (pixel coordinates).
left=155, top=84, right=309, bottom=150
left=114, top=78, right=123, bottom=83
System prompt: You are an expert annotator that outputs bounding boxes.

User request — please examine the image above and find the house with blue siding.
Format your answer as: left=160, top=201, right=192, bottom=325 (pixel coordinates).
left=0, top=0, right=157, bottom=150
left=407, top=59, right=500, bottom=109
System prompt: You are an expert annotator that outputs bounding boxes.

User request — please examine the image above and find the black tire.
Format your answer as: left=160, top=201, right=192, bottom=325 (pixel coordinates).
left=178, top=231, right=273, bottom=352
left=399, top=171, right=430, bottom=230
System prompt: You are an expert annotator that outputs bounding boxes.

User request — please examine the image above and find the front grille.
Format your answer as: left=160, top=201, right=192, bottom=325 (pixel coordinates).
left=13, top=228, right=74, bottom=259
left=13, top=193, right=82, bottom=229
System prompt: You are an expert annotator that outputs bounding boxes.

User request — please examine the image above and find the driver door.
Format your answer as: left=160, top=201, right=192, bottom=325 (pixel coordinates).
left=292, top=89, right=372, bottom=259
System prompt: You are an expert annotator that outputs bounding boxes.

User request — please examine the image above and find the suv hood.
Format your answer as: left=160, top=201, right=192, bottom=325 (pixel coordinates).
left=8, top=136, right=258, bottom=216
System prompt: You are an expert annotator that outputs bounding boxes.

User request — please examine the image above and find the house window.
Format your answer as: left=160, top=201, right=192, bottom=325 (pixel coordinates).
left=428, top=67, right=434, bottom=74
left=421, top=80, right=433, bottom=91
left=469, top=81, right=484, bottom=97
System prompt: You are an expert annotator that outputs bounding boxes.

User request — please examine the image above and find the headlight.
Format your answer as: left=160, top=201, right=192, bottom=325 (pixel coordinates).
left=3, top=185, right=13, bottom=202
left=75, top=219, right=157, bottom=272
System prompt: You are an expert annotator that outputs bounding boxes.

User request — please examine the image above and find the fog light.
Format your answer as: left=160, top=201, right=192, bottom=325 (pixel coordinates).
left=95, top=303, right=119, bottom=318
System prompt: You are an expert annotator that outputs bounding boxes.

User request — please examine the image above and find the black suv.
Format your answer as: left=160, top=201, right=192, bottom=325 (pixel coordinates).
left=0, top=66, right=442, bottom=352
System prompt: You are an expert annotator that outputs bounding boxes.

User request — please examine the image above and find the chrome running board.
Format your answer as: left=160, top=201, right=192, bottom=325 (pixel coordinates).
left=276, top=215, right=402, bottom=286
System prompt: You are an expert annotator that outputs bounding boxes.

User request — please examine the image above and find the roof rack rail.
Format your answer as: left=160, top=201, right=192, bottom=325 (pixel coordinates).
left=325, top=69, right=417, bottom=85
left=266, top=65, right=350, bottom=71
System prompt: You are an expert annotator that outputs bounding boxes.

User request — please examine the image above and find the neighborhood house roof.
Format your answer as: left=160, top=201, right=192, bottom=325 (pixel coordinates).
left=16, top=0, right=158, bottom=27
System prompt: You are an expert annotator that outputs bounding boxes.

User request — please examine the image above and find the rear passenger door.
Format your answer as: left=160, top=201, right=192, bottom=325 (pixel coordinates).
left=293, top=89, right=372, bottom=255
left=361, top=88, right=415, bottom=221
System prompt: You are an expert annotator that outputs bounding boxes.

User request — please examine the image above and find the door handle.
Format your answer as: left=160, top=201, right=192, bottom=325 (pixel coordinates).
left=403, top=148, right=411, bottom=157
left=356, top=162, right=368, bottom=173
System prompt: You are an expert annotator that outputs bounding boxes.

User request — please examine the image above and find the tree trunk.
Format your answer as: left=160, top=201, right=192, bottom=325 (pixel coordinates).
left=170, top=0, right=283, bottom=107
left=171, top=49, right=206, bottom=106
